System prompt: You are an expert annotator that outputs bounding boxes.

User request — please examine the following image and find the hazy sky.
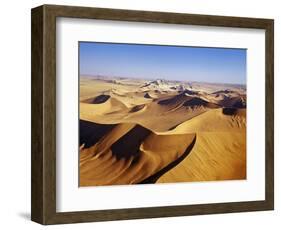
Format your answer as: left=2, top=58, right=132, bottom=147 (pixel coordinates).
left=79, top=42, right=246, bottom=85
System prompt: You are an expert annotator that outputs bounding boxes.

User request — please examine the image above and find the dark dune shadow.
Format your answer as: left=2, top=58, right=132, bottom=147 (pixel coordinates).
left=144, top=92, right=152, bottom=99
left=212, top=89, right=235, bottom=94
left=80, top=120, right=116, bottom=148
left=129, top=104, right=146, bottom=113
left=183, top=97, right=219, bottom=108
left=139, top=135, right=197, bottom=184
left=111, top=125, right=151, bottom=160
left=232, top=99, right=246, bottom=108
left=183, top=97, right=208, bottom=106
left=222, top=107, right=238, bottom=115
left=82, top=94, right=111, bottom=104
left=220, top=97, right=246, bottom=108
left=157, top=93, right=191, bottom=106
left=91, top=95, right=110, bottom=104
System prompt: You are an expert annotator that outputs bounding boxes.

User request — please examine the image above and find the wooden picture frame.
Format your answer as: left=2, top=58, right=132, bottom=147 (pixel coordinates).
left=31, top=4, right=274, bottom=225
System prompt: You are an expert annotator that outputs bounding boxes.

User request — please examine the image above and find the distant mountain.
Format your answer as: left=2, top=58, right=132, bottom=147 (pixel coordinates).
left=140, top=79, right=188, bottom=92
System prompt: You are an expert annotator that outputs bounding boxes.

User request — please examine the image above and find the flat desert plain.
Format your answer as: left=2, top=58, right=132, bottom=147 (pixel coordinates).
left=79, top=76, right=246, bottom=186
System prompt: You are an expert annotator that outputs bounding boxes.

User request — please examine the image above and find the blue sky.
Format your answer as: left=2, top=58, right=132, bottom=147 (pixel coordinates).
left=79, top=42, right=246, bottom=85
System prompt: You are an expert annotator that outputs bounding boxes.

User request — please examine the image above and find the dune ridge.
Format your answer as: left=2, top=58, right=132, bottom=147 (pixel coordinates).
left=79, top=77, right=247, bottom=186
left=80, top=121, right=196, bottom=186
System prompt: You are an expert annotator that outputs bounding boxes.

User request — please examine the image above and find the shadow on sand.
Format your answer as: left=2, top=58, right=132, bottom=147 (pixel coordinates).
left=139, top=135, right=197, bottom=184
left=80, top=120, right=116, bottom=148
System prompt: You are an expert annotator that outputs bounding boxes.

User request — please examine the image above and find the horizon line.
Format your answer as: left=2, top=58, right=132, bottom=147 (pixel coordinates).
left=80, top=73, right=246, bottom=86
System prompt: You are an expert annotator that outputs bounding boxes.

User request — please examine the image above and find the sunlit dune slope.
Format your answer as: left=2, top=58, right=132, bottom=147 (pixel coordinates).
left=80, top=122, right=196, bottom=186
left=80, top=93, right=217, bottom=132
left=79, top=77, right=247, bottom=185
left=80, top=95, right=128, bottom=118
left=157, top=132, right=246, bottom=183
left=155, top=108, right=246, bottom=182
left=163, top=108, right=246, bottom=134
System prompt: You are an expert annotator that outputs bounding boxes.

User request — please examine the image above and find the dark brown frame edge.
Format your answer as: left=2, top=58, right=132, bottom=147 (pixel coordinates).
left=31, top=4, right=274, bottom=225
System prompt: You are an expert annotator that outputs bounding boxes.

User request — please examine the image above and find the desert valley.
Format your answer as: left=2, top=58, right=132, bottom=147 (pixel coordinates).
left=79, top=76, right=246, bottom=186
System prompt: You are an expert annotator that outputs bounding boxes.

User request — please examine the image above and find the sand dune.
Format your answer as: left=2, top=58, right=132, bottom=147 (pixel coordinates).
left=80, top=120, right=116, bottom=148
left=89, top=94, right=110, bottom=104
left=79, top=77, right=247, bottom=186
left=156, top=108, right=246, bottom=182
left=80, top=93, right=209, bottom=132
left=182, top=97, right=219, bottom=108
left=129, top=104, right=147, bottom=113
left=219, top=95, right=246, bottom=108
left=157, top=93, right=192, bottom=106
left=165, top=108, right=246, bottom=134
left=80, top=122, right=196, bottom=186
left=80, top=94, right=128, bottom=117
left=144, top=92, right=153, bottom=99
left=183, top=89, right=199, bottom=95
left=157, top=132, right=246, bottom=183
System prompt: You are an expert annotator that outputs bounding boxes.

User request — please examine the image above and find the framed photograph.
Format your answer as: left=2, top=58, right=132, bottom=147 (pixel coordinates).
left=31, top=4, right=274, bottom=225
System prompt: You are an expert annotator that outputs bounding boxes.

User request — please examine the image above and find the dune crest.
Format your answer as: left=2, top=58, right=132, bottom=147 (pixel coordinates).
left=157, top=132, right=246, bottom=183
left=80, top=77, right=247, bottom=186
left=80, top=121, right=196, bottom=186
left=166, top=108, right=246, bottom=134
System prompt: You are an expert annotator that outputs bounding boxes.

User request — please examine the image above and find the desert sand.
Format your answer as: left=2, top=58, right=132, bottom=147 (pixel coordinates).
left=79, top=76, right=246, bottom=186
